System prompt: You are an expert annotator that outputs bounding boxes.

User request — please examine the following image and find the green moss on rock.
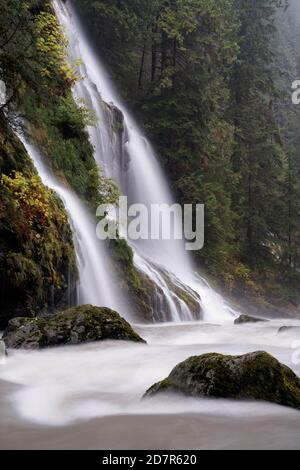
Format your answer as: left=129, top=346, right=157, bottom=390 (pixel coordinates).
left=22, top=92, right=100, bottom=210
left=107, top=237, right=157, bottom=321
left=3, top=304, right=146, bottom=349
left=0, top=118, right=77, bottom=329
left=0, top=117, right=33, bottom=176
left=144, top=351, right=300, bottom=410
left=158, top=266, right=201, bottom=319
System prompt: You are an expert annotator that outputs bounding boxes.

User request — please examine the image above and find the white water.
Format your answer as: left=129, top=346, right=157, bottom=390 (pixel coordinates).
left=18, top=135, right=129, bottom=316
left=0, top=320, right=299, bottom=449
left=53, top=0, right=237, bottom=323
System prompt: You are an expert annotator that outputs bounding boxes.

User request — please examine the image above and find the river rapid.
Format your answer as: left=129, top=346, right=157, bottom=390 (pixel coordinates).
left=0, top=319, right=300, bottom=450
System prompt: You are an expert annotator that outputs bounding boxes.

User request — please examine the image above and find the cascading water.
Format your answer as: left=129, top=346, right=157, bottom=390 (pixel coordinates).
left=53, top=0, right=238, bottom=323
left=18, top=134, right=130, bottom=317
left=2, top=2, right=300, bottom=450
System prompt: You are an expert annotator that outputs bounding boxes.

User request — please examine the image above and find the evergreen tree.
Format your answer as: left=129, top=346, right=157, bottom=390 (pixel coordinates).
left=272, top=0, right=300, bottom=301
left=70, top=0, right=300, bottom=308
left=229, top=0, right=286, bottom=268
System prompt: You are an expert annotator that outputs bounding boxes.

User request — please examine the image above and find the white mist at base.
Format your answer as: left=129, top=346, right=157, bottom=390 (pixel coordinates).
left=18, top=135, right=130, bottom=317
left=53, top=0, right=238, bottom=323
left=1, top=320, right=300, bottom=427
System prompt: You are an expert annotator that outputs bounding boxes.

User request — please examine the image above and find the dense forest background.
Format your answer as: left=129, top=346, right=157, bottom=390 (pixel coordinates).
left=1, top=0, right=300, bottom=326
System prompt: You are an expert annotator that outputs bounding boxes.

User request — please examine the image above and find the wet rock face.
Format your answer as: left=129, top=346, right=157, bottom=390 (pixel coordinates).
left=105, top=102, right=125, bottom=134
left=144, top=351, right=300, bottom=410
left=234, top=314, right=268, bottom=325
left=3, top=304, right=146, bottom=349
left=0, top=118, right=77, bottom=330
left=0, top=340, right=6, bottom=358
left=278, top=325, right=300, bottom=334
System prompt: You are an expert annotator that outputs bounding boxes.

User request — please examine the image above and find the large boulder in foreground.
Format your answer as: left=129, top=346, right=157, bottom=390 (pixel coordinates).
left=234, top=314, right=268, bottom=325
left=3, top=305, right=145, bottom=349
left=144, top=351, right=300, bottom=410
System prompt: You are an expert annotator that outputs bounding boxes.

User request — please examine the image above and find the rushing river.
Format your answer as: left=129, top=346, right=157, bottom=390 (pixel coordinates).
left=1, top=320, right=300, bottom=449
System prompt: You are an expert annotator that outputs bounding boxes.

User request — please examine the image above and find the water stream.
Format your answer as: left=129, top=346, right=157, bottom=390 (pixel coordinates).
left=0, top=319, right=300, bottom=449
left=53, top=0, right=237, bottom=323
left=18, top=135, right=129, bottom=317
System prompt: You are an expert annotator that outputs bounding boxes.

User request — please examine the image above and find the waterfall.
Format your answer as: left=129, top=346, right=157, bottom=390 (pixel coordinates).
left=18, top=135, right=130, bottom=318
left=53, top=0, right=237, bottom=323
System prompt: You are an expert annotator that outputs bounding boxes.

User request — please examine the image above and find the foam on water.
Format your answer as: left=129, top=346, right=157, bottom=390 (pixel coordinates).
left=1, top=320, right=299, bottom=426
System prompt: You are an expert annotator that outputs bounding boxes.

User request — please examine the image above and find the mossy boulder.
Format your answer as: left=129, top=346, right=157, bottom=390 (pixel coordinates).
left=144, top=351, right=300, bottom=410
left=3, top=304, right=146, bottom=349
left=234, top=314, right=268, bottom=325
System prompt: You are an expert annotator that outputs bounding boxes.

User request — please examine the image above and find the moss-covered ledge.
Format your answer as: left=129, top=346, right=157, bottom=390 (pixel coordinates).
left=0, top=117, right=77, bottom=329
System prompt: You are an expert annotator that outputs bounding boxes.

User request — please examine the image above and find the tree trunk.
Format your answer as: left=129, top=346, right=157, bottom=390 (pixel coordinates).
left=151, top=12, right=159, bottom=82
left=138, top=43, right=146, bottom=88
